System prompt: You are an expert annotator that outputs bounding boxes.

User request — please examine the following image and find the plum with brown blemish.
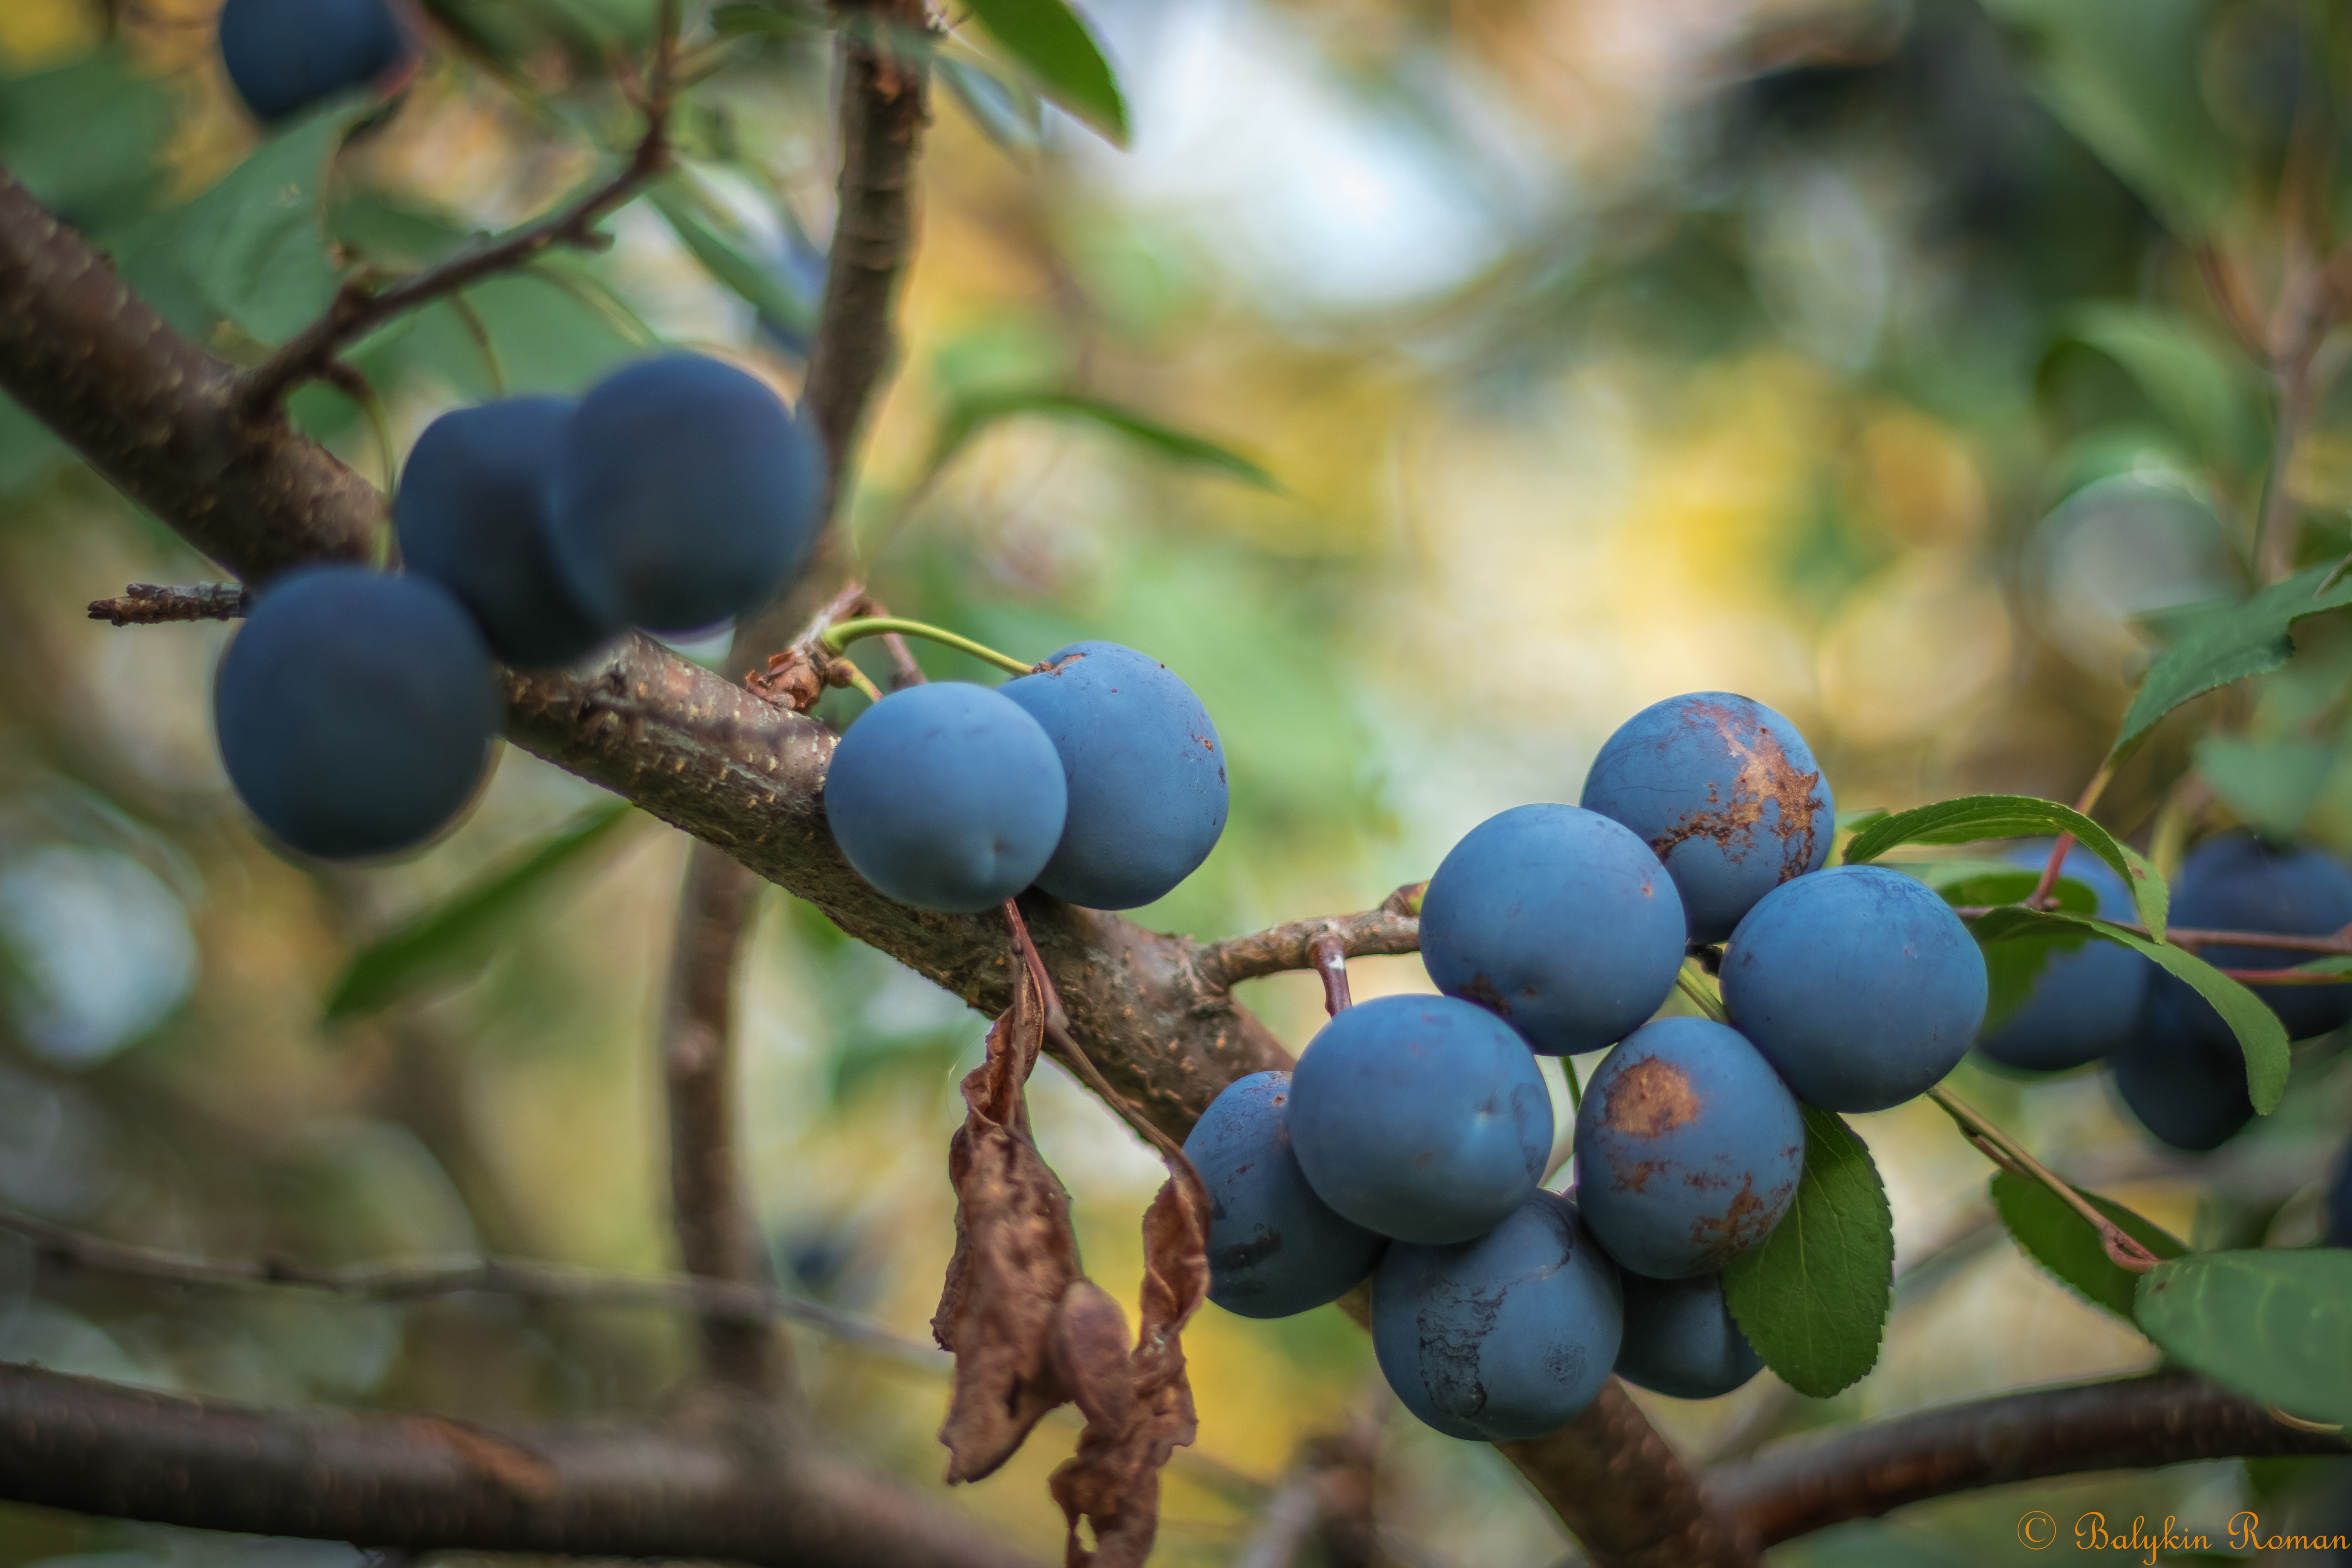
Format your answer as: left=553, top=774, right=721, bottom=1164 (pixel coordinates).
left=998, top=641, right=1228, bottom=909
left=1288, top=995, right=1552, bottom=1244
left=1419, top=804, right=1688, bottom=1056
left=1720, top=865, right=1987, bottom=1112
left=1612, top=1269, right=1762, bottom=1400
left=1580, top=691, right=1833, bottom=943
left=1372, top=1190, right=1622, bottom=1441
left=1572, top=1017, right=1801, bottom=1278
left=1183, top=1071, right=1385, bottom=1319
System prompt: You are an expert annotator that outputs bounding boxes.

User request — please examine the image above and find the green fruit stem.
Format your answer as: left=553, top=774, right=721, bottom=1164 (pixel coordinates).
left=820, top=617, right=1033, bottom=678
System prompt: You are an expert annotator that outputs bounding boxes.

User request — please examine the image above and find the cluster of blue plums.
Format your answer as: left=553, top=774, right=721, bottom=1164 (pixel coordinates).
left=215, top=355, right=822, bottom=859
left=218, top=0, right=413, bottom=123
left=822, top=645, right=1229, bottom=914
left=1985, top=831, right=2352, bottom=1151
left=1187, top=692, right=2002, bottom=1441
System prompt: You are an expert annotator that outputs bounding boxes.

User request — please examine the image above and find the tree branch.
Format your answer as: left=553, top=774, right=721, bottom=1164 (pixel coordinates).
left=1500, top=1383, right=1759, bottom=1568
left=1711, top=1371, right=2350, bottom=1545
left=86, top=581, right=248, bottom=625
left=0, top=1362, right=1031, bottom=1568
left=1192, top=884, right=1425, bottom=994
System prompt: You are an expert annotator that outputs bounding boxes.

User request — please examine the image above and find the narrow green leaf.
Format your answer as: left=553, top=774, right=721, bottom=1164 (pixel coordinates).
left=963, top=0, right=1129, bottom=146
left=1989, top=1169, right=2186, bottom=1321
left=2115, top=564, right=2352, bottom=757
left=1840, top=794, right=2167, bottom=939
left=1722, top=1105, right=1893, bottom=1399
left=922, top=388, right=1278, bottom=493
left=2134, top=1250, right=2352, bottom=1425
left=325, top=804, right=637, bottom=1023
left=648, top=180, right=817, bottom=338
left=1970, top=906, right=2292, bottom=1112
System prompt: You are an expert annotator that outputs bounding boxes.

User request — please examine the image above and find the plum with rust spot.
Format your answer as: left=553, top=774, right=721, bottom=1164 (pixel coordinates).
left=1721, top=865, right=1987, bottom=1112
left=1419, top=803, right=1689, bottom=1056
left=1976, top=840, right=2152, bottom=1074
left=1581, top=691, right=1834, bottom=943
left=1183, top=1071, right=1386, bottom=1318
left=1288, top=995, right=1552, bottom=1244
left=1372, top=1190, right=1622, bottom=1441
left=2165, top=831, right=2352, bottom=1042
left=1613, top=1270, right=1762, bottom=1400
left=1572, top=1017, right=1802, bottom=1278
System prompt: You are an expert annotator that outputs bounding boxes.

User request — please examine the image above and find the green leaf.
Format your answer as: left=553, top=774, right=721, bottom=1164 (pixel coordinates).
left=2134, top=1250, right=2352, bottom=1425
left=1840, top=794, right=2168, bottom=939
left=937, top=53, right=1045, bottom=154
left=2195, top=736, right=2334, bottom=841
left=1989, top=1169, right=2186, bottom=1321
left=1970, top=906, right=2292, bottom=1112
left=0, top=52, right=174, bottom=230
left=2058, top=304, right=2261, bottom=471
left=2114, top=564, right=2352, bottom=757
left=324, top=804, right=638, bottom=1023
left=963, top=0, right=1129, bottom=146
left=923, top=388, right=1278, bottom=493
left=1722, top=1105, right=1893, bottom=1399
left=648, top=179, right=818, bottom=339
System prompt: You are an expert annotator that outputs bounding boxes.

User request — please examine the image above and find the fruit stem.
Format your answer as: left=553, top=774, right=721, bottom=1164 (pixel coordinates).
left=1560, top=1053, right=1583, bottom=1116
left=1674, top=961, right=1729, bottom=1025
left=2027, top=759, right=2118, bottom=909
left=821, top=617, right=1034, bottom=677
left=835, top=660, right=884, bottom=704
left=1927, top=1086, right=2160, bottom=1274
left=1310, top=935, right=1352, bottom=1015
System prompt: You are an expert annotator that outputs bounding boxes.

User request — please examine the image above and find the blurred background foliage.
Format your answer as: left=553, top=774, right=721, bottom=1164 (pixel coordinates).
left=0, top=0, right=2350, bottom=1563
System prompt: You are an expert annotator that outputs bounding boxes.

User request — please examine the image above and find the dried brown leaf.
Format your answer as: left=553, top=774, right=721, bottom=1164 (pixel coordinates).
left=932, top=960, right=1083, bottom=1483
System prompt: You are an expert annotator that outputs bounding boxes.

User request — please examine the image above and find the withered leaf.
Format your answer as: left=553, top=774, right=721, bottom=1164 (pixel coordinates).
left=1046, top=1160, right=1212, bottom=1568
left=932, top=958, right=1084, bottom=1483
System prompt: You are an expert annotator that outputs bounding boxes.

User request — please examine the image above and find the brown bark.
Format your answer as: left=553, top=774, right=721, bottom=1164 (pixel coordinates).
left=1499, top=1383, right=1760, bottom=1568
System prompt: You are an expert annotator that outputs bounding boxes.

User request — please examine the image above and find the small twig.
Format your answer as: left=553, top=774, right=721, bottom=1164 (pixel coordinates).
left=1927, top=1087, right=2159, bottom=1273
left=1950, top=907, right=2352, bottom=959
left=1192, top=887, right=1426, bottom=994
left=879, top=631, right=926, bottom=689
left=1309, top=935, right=1351, bottom=1015
left=745, top=580, right=884, bottom=710
left=86, top=582, right=249, bottom=626
left=2028, top=762, right=2117, bottom=908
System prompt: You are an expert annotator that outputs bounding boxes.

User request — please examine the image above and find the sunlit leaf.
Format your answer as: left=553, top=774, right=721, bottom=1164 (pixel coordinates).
left=1989, top=1169, right=2185, bottom=1322
left=2134, top=1250, right=2352, bottom=1425
left=1722, top=1106, right=1893, bottom=1399
left=963, top=0, right=1129, bottom=146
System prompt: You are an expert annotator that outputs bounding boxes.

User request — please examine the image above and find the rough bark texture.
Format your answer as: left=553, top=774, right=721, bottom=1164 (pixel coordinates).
left=1499, top=1383, right=1760, bottom=1568
left=1715, top=1370, right=2352, bottom=1546
left=0, top=1363, right=1031, bottom=1568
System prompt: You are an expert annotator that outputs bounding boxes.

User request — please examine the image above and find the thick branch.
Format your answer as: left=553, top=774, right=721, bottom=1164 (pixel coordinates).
left=86, top=581, right=248, bottom=625
left=0, top=1362, right=1029, bottom=1568
left=1712, top=1371, right=2349, bottom=1545
left=1500, top=1382, right=1759, bottom=1568
left=1193, top=884, right=1425, bottom=993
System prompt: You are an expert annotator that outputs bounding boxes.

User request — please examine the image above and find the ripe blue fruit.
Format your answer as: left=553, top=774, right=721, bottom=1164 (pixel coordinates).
left=1288, top=994, right=1552, bottom=1244
left=2169, top=832, right=2352, bottom=1042
left=1572, top=1017, right=1803, bottom=1279
left=996, top=643, right=1227, bottom=909
left=1580, top=692, right=1834, bottom=943
left=396, top=399, right=619, bottom=670
left=822, top=683, right=1068, bottom=915
left=1183, top=1071, right=1387, bottom=1318
left=2109, top=984, right=2254, bottom=1152
left=1720, top=865, right=1987, bottom=1112
left=1419, top=804, right=1688, bottom=1056
left=1976, top=842, right=2153, bottom=1073
left=1372, top=1191, right=1622, bottom=1441
left=547, top=355, right=823, bottom=634
left=219, top=0, right=410, bottom=123
left=1612, top=1270, right=1762, bottom=1400
left=214, top=566, right=499, bottom=860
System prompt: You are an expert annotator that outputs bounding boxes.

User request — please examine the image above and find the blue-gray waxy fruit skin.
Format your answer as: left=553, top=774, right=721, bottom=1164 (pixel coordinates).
left=2165, top=831, right=2352, bottom=1041
left=997, top=642, right=1228, bottom=910
left=822, top=683, right=1068, bottom=915
left=1580, top=691, right=1833, bottom=944
left=1419, top=803, right=1689, bottom=1056
left=1287, top=994, right=1552, bottom=1245
left=1976, top=841, right=2152, bottom=1073
left=219, top=0, right=409, bottom=123
left=214, top=566, right=499, bottom=861
left=1612, top=1270, right=1762, bottom=1401
left=1721, top=864, right=1987, bottom=1113
left=1183, top=1071, right=1386, bottom=1319
left=2108, top=983, right=2254, bottom=1153
left=1573, top=1016, right=1803, bottom=1279
left=1372, top=1191, right=1624, bottom=1441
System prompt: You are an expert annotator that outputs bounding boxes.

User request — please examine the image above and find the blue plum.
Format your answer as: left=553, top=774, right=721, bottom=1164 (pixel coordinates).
left=1580, top=692, right=1834, bottom=943
left=219, top=0, right=410, bottom=123
left=996, top=642, right=1227, bottom=909
left=2170, top=832, right=2352, bottom=1041
left=822, top=683, right=1067, bottom=915
left=1372, top=1190, right=1622, bottom=1441
left=2109, top=984, right=2254, bottom=1152
left=1183, top=1071, right=1387, bottom=1318
left=1288, top=995, right=1552, bottom=1244
left=547, top=355, right=823, bottom=634
left=214, top=566, right=499, bottom=860
left=1419, top=804, right=1688, bottom=1056
left=1720, top=865, right=1987, bottom=1112
left=1612, top=1270, right=1763, bottom=1400
left=396, top=398, right=619, bottom=670
left=1572, top=1017, right=1803, bottom=1279
left=1976, top=841, right=2153, bottom=1073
